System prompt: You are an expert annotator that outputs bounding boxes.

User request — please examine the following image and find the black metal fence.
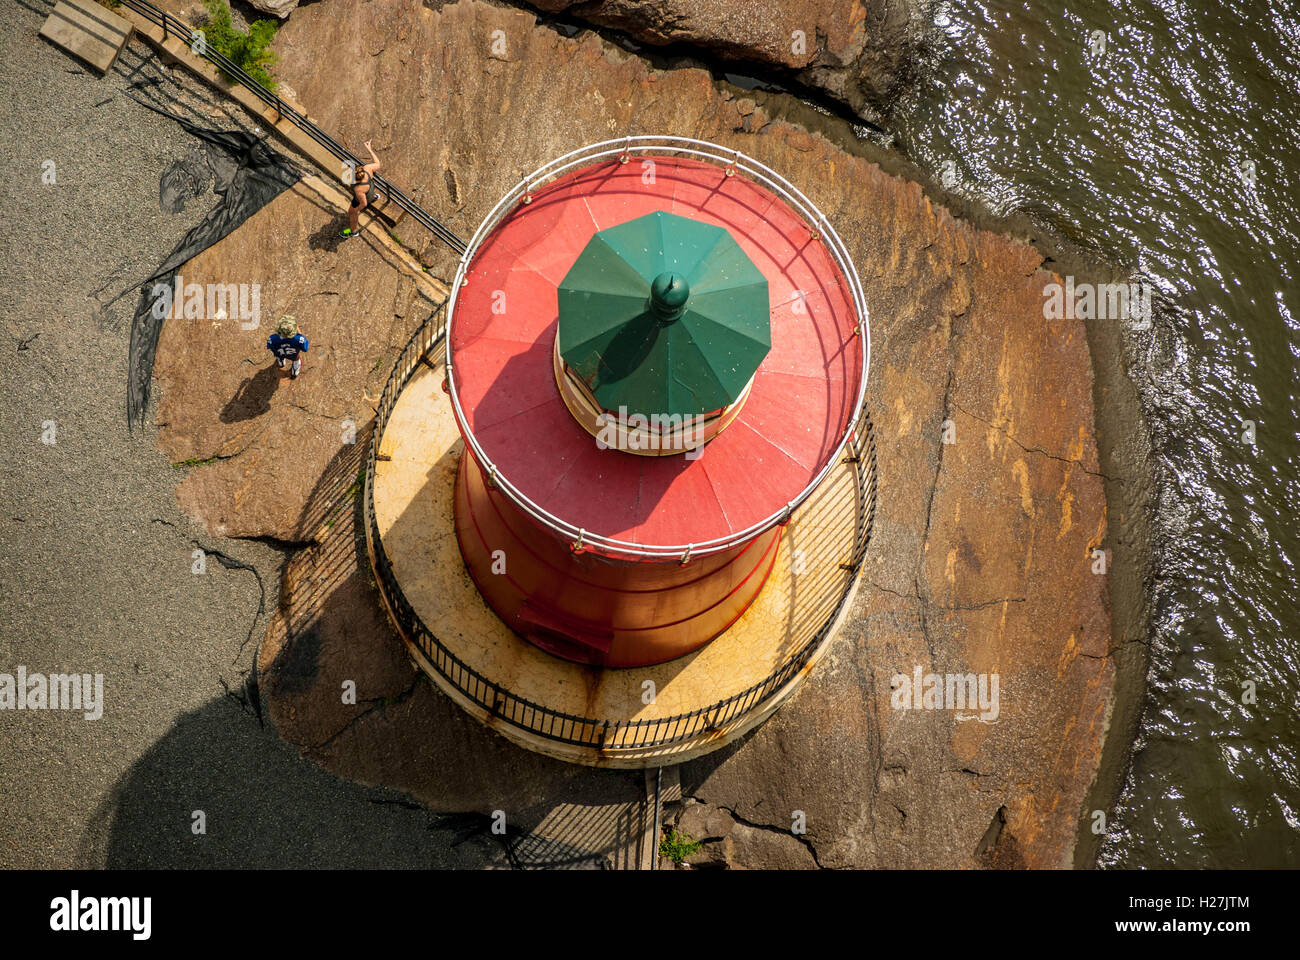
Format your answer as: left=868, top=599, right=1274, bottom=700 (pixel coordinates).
left=363, top=305, right=879, bottom=752
left=118, top=0, right=466, bottom=254
left=116, top=0, right=880, bottom=751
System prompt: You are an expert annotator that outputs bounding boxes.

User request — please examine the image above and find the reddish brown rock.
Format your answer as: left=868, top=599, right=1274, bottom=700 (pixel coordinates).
left=534, top=0, right=859, bottom=68
left=531, top=0, right=927, bottom=121
left=255, top=466, right=602, bottom=811
left=153, top=183, right=436, bottom=541
left=669, top=800, right=820, bottom=869
left=254, top=431, right=413, bottom=747
left=192, top=0, right=1126, bottom=868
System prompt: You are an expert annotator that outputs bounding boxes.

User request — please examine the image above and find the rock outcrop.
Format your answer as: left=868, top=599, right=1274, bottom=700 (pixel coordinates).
left=221, top=0, right=932, bottom=122
left=245, top=0, right=300, bottom=18
left=530, top=0, right=932, bottom=122
left=155, top=0, right=1122, bottom=868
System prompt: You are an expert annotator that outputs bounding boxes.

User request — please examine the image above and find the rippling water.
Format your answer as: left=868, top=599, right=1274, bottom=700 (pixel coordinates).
left=888, top=0, right=1300, bottom=865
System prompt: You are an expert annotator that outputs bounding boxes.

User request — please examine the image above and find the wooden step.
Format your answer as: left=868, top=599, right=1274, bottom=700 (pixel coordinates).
left=39, top=0, right=132, bottom=74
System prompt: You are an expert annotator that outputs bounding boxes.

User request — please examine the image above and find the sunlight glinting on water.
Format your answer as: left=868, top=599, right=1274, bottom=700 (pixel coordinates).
left=892, top=0, right=1300, bottom=865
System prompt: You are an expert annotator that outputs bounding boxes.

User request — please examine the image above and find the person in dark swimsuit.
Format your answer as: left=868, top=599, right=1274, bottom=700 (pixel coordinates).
left=341, top=139, right=382, bottom=238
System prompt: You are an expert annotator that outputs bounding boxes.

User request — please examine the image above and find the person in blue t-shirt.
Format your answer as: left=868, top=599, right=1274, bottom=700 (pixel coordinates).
left=267, top=315, right=309, bottom=379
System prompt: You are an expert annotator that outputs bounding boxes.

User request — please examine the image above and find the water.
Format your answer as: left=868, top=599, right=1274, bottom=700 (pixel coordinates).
left=889, top=0, right=1300, bottom=865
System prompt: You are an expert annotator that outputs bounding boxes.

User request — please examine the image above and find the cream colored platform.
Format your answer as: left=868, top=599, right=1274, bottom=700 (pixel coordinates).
left=369, top=359, right=864, bottom=767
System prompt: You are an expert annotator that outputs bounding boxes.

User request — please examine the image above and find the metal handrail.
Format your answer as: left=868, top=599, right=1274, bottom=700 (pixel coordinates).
left=117, top=0, right=466, bottom=254
left=443, top=137, right=871, bottom=559
left=363, top=304, right=877, bottom=752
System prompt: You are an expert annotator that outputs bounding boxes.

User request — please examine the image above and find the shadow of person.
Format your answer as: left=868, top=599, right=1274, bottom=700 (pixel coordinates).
left=307, top=215, right=349, bottom=253
left=221, top=362, right=281, bottom=424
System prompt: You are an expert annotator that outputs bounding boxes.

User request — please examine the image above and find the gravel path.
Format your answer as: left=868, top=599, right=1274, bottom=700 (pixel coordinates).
left=0, top=0, right=503, bottom=868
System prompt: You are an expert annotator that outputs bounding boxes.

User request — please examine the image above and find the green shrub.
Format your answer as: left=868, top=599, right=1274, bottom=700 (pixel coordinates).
left=202, top=0, right=280, bottom=92
left=658, top=829, right=704, bottom=866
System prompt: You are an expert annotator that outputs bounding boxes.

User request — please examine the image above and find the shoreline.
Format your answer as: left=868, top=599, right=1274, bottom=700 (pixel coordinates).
left=245, top=0, right=1151, bottom=867
left=3, top=0, right=1155, bottom=868
left=727, top=76, right=1156, bottom=868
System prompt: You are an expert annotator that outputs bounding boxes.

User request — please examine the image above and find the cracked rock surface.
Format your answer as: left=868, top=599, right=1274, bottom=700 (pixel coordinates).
left=206, top=0, right=1131, bottom=869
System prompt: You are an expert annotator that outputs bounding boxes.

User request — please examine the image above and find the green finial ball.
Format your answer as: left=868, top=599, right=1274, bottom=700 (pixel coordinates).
left=650, top=272, right=690, bottom=322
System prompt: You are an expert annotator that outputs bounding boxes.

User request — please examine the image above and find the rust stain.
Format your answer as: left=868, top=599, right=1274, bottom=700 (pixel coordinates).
left=993, top=328, right=1017, bottom=449
left=1012, top=458, right=1035, bottom=518
left=1057, top=471, right=1075, bottom=541
left=1068, top=424, right=1087, bottom=464
left=1088, top=509, right=1107, bottom=555
left=1056, top=632, right=1079, bottom=678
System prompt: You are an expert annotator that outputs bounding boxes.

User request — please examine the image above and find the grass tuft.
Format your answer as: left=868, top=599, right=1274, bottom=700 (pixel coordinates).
left=202, top=0, right=280, bottom=92
left=658, top=829, right=704, bottom=866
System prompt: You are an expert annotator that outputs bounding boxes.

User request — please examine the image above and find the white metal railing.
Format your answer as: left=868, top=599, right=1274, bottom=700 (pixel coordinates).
left=443, top=137, right=871, bottom=560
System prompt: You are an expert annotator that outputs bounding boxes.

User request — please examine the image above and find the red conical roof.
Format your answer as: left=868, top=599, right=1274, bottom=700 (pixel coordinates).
left=448, top=157, right=862, bottom=552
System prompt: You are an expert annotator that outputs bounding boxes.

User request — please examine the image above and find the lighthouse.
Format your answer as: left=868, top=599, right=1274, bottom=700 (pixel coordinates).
left=366, top=138, right=873, bottom=766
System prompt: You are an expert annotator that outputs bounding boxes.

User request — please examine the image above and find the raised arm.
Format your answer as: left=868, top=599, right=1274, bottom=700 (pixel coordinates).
left=362, top=139, right=382, bottom=175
